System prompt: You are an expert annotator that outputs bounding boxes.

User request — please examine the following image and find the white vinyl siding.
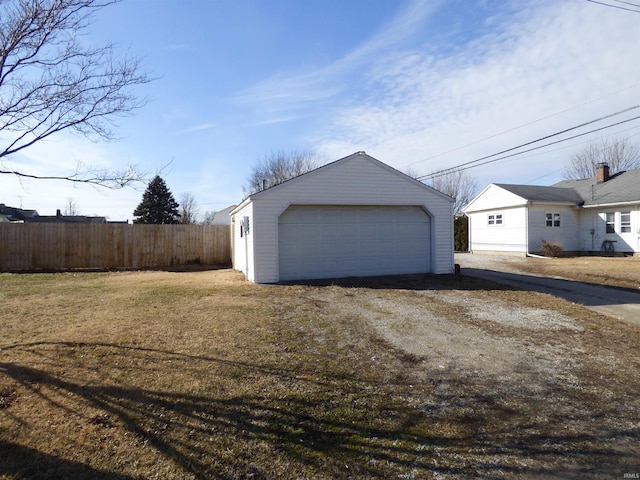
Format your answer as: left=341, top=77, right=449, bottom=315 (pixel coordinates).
left=230, top=202, right=255, bottom=281
left=468, top=207, right=527, bottom=253
left=529, top=205, right=579, bottom=252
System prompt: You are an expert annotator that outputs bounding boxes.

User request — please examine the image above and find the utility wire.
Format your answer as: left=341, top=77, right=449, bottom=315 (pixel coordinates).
left=403, top=82, right=640, bottom=168
left=418, top=106, right=639, bottom=180
left=421, top=113, right=640, bottom=180
left=612, top=0, right=640, bottom=7
left=585, top=0, right=640, bottom=13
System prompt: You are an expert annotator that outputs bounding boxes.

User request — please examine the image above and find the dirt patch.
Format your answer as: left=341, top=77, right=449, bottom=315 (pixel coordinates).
left=307, top=287, right=581, bottom=379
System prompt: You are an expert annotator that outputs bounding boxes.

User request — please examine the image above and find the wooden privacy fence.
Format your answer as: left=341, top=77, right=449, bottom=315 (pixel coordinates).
left=0, top=223, right=231, bottom=271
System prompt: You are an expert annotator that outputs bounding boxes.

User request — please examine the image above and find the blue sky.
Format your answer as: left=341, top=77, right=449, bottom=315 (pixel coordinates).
left=3, top=0, right=640, bottom=221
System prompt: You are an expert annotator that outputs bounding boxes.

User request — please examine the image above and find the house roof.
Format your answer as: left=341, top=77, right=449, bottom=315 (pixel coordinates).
left=27, top=215, right=107, bottom=224
left=465, top=167, right=640, bottom=213
left=494, top=184, right=584, bottom=204
left=0, top=204, right=39, bottom=221
left=552, top=168, right=640, bottom=206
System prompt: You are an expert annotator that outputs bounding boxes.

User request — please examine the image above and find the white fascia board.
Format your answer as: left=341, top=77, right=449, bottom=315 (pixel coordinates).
left=581, top=200, right=640, bottom=209
left=229, top=197, right=251, bottom=217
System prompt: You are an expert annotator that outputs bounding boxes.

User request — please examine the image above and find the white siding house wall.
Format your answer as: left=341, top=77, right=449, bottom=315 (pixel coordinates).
left=464, top=185, right=529, bottom=254
left=579, top=206, right=640, bottom=254
left=468, top=206, right=527, bottom=254
left=527, top=205, right=580, bottom=253
left=232, top=153, right=454, bottom=283
left=231, top=201, right=255, bottom=281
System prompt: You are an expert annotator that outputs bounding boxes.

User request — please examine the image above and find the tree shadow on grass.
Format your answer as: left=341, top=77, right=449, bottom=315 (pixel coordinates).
left=1, top=342, right=639, bottom=479
left=0, top=440, right=138, bottom=480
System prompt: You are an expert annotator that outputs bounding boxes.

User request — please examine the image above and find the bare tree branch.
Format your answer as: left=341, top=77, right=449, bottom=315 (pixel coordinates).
left=0, top=161, right=147, bottom=188
left=0, top=0, right=150, bottom=187
left=179, top=192, right=199, bottom=224
left=563, top=137, right=640, bottom=180
left=243, top=150, right=319, bottom=197
left=428, top=169, right=479, bottom=217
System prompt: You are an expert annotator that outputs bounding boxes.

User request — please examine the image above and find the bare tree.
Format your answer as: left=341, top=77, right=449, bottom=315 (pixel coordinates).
left=428, top=170, right=479, bottom=217
left=63, top=197, right=79, bottom=216
left=179, top=193, right=199, bottom=224
left=0, top=0, right=150, bottom=187
left=243, top=150, right=319, bottom=196
left=563, top=137, right=640, bottom=180
left=201, top=210, right=215, bottom=225
left=402, top=166, right=421, bottom=179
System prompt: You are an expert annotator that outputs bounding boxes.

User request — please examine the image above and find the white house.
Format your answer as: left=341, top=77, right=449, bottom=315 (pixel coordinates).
left=230, top=152, right=455, bottom=283
left=210, top=204, right=236, bottom=226
left=463, top=163, right=640, bottom=255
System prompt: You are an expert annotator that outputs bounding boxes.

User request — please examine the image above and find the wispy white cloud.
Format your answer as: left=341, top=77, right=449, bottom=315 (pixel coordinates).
left=232, top=0, right=442, bottom=125
left=313, top=0, right=640, bottom=185
left=180, top=122, right=217, bottom=134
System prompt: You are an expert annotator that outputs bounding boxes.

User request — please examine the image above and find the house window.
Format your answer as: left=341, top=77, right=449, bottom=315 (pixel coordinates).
left=605, top=212, right=615, bottom=234
left=545, top=212, right=561, bottom=228
left=488, top=213, right=503, bottom=226
left=621, top=211, right=631, bottom=233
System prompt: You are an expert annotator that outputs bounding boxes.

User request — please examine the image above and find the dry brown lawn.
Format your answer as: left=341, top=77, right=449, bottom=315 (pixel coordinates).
left=1, top=268, right=639, bottom=479
left=506, top=255, right=640, bottom=290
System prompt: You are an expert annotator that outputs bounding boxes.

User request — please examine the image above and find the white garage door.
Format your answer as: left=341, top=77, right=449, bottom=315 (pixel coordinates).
left=278, top=205, right=431, bottom=281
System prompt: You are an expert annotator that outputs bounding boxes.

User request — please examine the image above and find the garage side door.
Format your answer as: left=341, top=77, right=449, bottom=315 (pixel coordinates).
left=278, top=205, right=431, bottom=281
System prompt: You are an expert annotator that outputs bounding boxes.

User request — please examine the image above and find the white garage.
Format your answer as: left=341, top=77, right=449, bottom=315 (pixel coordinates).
left=231, top=152, right=454, bottom=283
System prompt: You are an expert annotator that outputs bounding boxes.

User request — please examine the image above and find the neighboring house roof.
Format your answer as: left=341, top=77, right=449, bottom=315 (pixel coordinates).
left=0, top=204, right=39, bottom=222
left=211, top=204, right=236, bottom=225
left=465, top=167, right=640, bottom=213
left=494, top=184, right=584, bottom=204
left=552, top=168, right=640, bottom=206
left=27, top=215, right=107, bottom=223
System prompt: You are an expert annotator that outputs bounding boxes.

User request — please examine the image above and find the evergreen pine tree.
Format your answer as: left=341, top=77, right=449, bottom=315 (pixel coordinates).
left=133, top=176, right=180, bottom=224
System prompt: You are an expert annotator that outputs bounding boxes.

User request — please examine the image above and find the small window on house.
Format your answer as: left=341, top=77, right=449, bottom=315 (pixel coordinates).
left=605, top=212, right=615, bottom=234
left=488, top=213, right=503, bottom=226
left=621, top=211, right=631, bottom=233
left=545, top=212, right=561, bottom=228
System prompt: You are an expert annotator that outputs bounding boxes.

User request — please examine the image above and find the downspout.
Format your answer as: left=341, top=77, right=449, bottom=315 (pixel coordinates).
left=466, top=213, right=472, bottom=253
left=525, top=201, right=533, bottom=257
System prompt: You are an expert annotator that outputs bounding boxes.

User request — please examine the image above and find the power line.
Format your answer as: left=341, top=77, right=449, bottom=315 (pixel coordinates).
left=418, top=106, right=640, bottom=180
left=422, top=114, right=640, bottom=179
left=612, top=0, right=640, bottom=7
left=585, top=0, right=640, bottom=13
left=403, top=82, right=640, bottom=169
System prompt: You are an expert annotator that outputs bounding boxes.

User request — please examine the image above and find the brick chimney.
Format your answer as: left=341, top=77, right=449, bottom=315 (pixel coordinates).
left=596, top=162, right=610, bottom=183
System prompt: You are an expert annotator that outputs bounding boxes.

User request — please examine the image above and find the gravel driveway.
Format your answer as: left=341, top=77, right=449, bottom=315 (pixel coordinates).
left=301, top=270, right=640, bottom=478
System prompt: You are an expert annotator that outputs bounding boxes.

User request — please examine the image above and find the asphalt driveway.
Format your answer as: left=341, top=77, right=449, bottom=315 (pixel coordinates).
left=455, top=253, right=640, bottom=327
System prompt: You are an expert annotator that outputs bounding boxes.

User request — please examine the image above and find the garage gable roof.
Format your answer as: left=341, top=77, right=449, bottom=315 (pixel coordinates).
left=232, top=151, right=453, bottom=214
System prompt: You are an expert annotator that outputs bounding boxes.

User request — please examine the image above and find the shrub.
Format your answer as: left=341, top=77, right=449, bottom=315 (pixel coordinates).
left=540, top=240, right=563, bottom=257
left=454, top=216, right=469, bottom=251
